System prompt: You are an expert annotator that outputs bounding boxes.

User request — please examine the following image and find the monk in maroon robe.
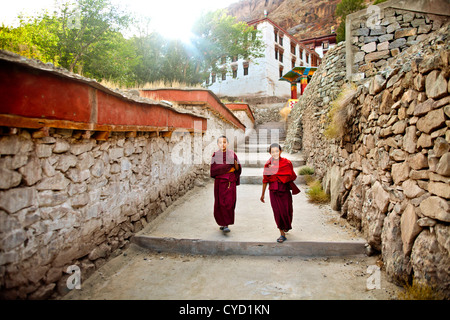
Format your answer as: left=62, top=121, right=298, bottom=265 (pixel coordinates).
left=210, top=136, right=242, bottom=233
left=260, top=143, right=300, bottom=243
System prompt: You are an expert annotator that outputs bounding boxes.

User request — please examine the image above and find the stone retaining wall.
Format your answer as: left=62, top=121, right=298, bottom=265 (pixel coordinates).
left=285, top=16, right=450, bottom=295
left=0, top=53, right=214, bottom=299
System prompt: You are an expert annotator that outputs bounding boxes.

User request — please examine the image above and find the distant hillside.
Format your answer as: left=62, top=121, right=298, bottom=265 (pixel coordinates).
left=226, top=0, right=371, bottom=40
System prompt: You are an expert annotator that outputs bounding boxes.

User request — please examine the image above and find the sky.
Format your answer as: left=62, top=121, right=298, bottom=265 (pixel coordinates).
left=1, top=0, right=239, bottom=42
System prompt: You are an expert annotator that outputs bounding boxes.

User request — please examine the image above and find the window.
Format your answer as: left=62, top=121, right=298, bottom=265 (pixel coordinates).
left=232, top=65, right=238, bottom=79
left=323, top=41, right=329, bottom=50
left=222, top=72, right=226, bottom=81
left=292, top=57, right=296, bottom=69
left=275, top=48, right=278, bottom=60
left=306, top=53, right=310, bottom=64
left=243, top=61, right=249, bottom=76
left=279, top=49, right=283, bottom=63
left=279, top=66, right=284, bottom=78
left=291, top=43, right=296, bottom=55
left=279, top=35, right=283, bottom=46
left=274, top=30, right=278, bottom=42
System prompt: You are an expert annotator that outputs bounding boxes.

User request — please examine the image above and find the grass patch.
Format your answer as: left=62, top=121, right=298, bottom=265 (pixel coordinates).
left=305, top=179, right=330, bottom=204
left=398, top=279, right=445, bottom=300
left=298, top=166, right=315, bottom=176
left=323, top=83, right=357, bottom=139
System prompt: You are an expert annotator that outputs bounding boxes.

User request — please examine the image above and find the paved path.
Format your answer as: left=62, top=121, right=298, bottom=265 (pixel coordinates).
left=63, top=182, right=402, bottom=300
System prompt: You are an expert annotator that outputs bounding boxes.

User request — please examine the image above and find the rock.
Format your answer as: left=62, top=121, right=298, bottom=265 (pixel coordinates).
left=403, top=126, right=417, bottom=153
left=372, top=181, right=390, bottom=213
left=362, top=42, right=377, bottom=53
left=369, top=74, right=386, bottom=95
left=425, top=70, right=447, bottom=99
left=402, top=179, right=425, bottom=198
left=70, top=141, right=94, bottom=156
left=433, top=138, right=449, bottom=158
left=413, top=73, right=425, bottom=91
left=408, top=152, right=428, bottom=170
left=400, top=204, right=422, bottom=255
left=395, top=28, right=417, bottom=39
left=377, top=41, right=389, bottom=51
left=381, top=211, right=411, bottom=285
left=53, top=140, right=70, bottom=153
left=57, top=155, right=77, bottom=172
left=0, top=135, right=21, bottom=155
left=413, top=98, right=434, bottom=116
left=417, top=133, right=433, bottom=148
left=329, top=165, right=343, bottom=211
left=389, top=38, right=407, bottom=49
left=0, top=187, right=37, bottom=214
left=428, top=181, right=450, bottom=198
left=436, top=152, right=450, bottom=176
left=18, top=156, right=42, bottom=186
left=392, top=161, right=410, bottom=185
left=36, top=172, right=70, bottom=190
left=419, top=196, right=450, bottom=222
left=35, top=144, right=52, bottom=158
left=416, top=108, right=445, bottom=134
left=417, top=217, right=436, bottom=227
left=0, top=229, right=27, bottom=251
left=365, top=50, right=390, bottom=63
left=411, top=230, right=450, bottom=296
left=0, top=167, right=22, bottom=189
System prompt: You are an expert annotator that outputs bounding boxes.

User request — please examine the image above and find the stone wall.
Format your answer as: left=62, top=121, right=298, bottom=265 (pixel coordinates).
left=0, top=128, right=208, bottom=299
left=285, top=16, right=450, bottom=295
left=346, top=0, right=450, bottom=81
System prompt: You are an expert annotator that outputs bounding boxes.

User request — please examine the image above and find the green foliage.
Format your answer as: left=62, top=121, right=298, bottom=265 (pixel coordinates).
left=0, top=2, right=264, bottom=87
left=191, top=9, right=264, bottom=76
left=335, top=0, right=366, bottom=42
left=373, top=0, right=388, bottom=5
left=298, top=166, right=315, bottom=176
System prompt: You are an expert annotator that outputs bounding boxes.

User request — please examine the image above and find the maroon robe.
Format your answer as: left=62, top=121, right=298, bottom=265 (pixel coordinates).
left=263, top=157, right=299, bottom=231
left=210, top=149, right=242, bottom=226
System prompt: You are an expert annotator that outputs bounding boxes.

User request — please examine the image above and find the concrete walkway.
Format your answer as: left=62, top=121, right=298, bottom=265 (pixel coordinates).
left=62, top=181, right=402, bottom=300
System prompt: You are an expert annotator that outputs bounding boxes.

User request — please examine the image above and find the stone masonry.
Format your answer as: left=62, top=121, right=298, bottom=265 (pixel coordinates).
left=0, top=128, right=209, bottom=299
left=285, top=13, right=450, bottom=296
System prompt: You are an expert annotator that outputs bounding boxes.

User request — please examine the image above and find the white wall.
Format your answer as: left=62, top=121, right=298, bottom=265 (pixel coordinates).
left=208, top=20, right=313, bottom=99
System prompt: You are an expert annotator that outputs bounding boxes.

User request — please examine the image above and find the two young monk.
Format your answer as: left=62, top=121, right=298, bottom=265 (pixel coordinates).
left=210, top=136, right=299, bottom=243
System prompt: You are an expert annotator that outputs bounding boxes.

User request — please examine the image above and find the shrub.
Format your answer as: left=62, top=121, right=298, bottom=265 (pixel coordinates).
left=305, top=179, right=330, bottom=204
left=398, top=279, right=445, bottom=300
left=323, top=83, right=357, bottom=139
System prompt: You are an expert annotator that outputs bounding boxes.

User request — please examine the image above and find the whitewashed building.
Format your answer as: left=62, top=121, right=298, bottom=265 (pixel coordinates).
left=207, top=17, right=321, bottom=99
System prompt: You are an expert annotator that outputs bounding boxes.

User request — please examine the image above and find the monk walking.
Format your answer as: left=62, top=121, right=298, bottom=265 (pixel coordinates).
left=260, top=143, right=300, bottom=243
left=210, top=135, right=242, bottom=233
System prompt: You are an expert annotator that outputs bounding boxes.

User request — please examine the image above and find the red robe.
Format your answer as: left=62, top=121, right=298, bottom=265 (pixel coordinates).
left=210, top=149, right=242, bottom=226
left=263, top=157, right=300, bottom=231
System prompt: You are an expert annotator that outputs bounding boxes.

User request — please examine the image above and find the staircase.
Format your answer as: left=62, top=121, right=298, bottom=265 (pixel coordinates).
left=236, top=121, right=305, bottom=184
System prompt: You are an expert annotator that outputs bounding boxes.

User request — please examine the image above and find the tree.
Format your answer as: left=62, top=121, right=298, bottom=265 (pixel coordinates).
left=191, top=9, right=264, bottom=79
left=335, top=0, right=366, bottom=42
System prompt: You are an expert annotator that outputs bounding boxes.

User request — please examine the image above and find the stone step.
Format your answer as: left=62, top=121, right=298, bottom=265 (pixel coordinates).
left=236, top=143, right=285, bottom=153
left=132, top=236, right=367, bottom=257
left=239, top=166, right=305, bottom=184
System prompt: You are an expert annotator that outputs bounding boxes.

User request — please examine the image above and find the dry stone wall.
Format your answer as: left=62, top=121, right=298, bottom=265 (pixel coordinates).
left=0, top=128, right=208, bottom=299
left=285, top=20, right=450, bottom=295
